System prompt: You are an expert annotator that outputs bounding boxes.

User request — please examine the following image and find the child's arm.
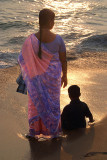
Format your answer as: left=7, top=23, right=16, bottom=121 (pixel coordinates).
left=88, top=114, right=94, bottom=123
left=84, top=103, right=94, bottom=122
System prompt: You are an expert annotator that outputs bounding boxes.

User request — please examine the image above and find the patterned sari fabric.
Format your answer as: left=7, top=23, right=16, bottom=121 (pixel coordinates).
left=18, top=34, right=62, bottom=138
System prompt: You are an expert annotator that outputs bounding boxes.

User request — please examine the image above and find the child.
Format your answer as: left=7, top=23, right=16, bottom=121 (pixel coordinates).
left=61, top=85, right=94, bottom=130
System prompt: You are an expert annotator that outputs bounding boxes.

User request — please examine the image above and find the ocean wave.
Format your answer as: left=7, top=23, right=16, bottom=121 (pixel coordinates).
left=8, top=36, right=26, bottom=45
left=76, top=34, right=107, bottom=52
left=64, top=33, right=91, bottom=40
left=0, top=21, right=34, bottom=30
left=0, top=52, right=19, bottom=69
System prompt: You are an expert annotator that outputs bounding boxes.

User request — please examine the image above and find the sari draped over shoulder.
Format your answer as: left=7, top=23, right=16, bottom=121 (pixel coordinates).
left=18, top=34, right=62, bottom=137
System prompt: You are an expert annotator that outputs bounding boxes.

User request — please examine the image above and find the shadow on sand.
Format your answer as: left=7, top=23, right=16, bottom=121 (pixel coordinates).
left=29, top=126, right=95, bottom=160
left=62, top=127, right=95, bottom=160
left=29, top=138, right=62, bottom=160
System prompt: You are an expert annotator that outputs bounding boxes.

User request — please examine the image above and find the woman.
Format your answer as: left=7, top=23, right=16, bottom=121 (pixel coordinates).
left=18, top=9, right=67, bottom=139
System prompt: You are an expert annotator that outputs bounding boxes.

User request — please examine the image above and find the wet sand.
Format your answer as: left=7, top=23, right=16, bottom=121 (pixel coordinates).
left=0, top=55, right=107, bottom=160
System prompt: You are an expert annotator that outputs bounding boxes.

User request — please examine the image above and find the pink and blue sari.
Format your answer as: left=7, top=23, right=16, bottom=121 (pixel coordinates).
left=18, top=34, right=62, bottom=138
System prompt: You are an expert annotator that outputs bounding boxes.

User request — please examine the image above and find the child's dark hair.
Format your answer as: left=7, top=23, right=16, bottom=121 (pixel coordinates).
left=68, top=85, right=80, bottom=98
left=38, top=9, right=55, bottom=59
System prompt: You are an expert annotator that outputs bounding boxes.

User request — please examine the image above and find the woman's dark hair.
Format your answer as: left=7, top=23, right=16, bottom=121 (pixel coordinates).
left=38, top=9, right=55, bottom=59
left=68, top=85, right=80, bottom=98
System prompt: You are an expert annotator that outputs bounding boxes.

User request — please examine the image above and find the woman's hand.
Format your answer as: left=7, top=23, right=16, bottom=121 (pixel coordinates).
left=61, top=75, right=67, bottom=88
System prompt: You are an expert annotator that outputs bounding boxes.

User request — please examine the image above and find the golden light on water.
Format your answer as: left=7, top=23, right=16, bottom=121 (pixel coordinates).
left=18, top=0, right=100, bottom=49
left=44, top=0, right=91, bottom=12
left=61, top=70, right=96, bottom=96
left=42, top=0, right=96, bottom=48
left=60, top=70, right=93, bottom=111
left=17, top=133, right=27, bottom=140
left=60, top=69, right=107, bottom=122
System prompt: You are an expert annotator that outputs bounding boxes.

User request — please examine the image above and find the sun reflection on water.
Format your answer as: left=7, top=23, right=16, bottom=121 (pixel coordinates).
left=60, top=69, right=107, bottom=122
left=43, top=0, right=91, bottom=12
left=42, top=0, right=96, bottom=49
left=15, top=0, right=102, bottom=51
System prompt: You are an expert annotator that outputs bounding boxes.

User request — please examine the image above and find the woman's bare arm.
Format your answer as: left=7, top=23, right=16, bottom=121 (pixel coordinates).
left=59, top=52, right=67, bottom=88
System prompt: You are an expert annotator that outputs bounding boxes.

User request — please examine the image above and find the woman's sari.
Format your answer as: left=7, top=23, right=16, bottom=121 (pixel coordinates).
left=18, top=34, right=62, bottom=138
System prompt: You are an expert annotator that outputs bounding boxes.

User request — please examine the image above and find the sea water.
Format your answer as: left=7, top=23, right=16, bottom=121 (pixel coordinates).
left=0, top=0, right=107, bottom=68
left=0, top=0, right=107, bottom=121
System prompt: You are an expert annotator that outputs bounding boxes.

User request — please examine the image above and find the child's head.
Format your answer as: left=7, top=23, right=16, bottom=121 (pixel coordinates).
left=68, top=85, right=81, bottom=100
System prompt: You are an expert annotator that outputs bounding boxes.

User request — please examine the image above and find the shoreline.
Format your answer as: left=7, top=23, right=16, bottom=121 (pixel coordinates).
left=0, top=62, right=107, bottom=160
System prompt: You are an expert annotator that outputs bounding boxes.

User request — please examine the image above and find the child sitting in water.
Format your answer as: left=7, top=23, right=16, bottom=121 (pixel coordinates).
left=61, top=85, right=94, bottom=130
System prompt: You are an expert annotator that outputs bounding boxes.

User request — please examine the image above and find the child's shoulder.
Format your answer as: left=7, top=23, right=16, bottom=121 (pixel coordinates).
left=63, top=104, right=71, bottom=111
left=80, top=100, right=89, bottom=108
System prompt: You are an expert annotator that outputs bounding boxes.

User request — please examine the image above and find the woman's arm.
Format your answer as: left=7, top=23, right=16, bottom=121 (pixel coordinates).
left=59, top=52, right=67, bottom=88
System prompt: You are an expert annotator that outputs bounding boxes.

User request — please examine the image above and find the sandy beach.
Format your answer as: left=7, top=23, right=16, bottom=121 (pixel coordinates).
left=0, top=0, right=107, bottom=159
left=0, top=54, right=107, bottom=160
